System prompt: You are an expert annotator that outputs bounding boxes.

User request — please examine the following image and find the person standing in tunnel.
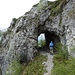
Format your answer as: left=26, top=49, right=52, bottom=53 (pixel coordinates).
left=49, top=41, right=54, bottom=55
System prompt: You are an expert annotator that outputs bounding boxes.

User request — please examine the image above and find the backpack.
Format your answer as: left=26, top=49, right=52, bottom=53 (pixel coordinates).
left=50, top=42, right=53, bottom=47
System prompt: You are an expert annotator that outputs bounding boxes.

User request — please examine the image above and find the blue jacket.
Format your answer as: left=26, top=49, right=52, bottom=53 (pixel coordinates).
left=50, top=42, right=53, bottom=47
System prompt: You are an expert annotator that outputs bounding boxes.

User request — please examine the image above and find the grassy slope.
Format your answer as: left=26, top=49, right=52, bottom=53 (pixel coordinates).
left=51, top=44, right=75, bottom=75
left=21, top=54, right=47, bottom=75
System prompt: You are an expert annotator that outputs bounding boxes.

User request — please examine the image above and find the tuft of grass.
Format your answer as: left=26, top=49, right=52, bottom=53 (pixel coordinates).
left=21, top=54, right=47, bottom=75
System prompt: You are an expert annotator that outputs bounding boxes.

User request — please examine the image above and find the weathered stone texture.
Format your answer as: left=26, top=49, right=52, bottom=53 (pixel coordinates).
left=0, top=0, right=75, bottom=75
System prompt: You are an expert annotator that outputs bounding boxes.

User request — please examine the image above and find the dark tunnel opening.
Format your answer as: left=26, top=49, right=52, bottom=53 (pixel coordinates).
left=45, top=31, right=60, bottom=51
left=38, top=31, right=60, bottom=52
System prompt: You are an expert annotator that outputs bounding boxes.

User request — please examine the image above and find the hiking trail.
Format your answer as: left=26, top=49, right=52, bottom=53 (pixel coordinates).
left=39, top=50, right=54, bottom=75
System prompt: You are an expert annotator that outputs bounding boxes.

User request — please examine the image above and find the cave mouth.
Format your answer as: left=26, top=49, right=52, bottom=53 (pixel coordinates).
left=38, top=31, right=60, bottom=52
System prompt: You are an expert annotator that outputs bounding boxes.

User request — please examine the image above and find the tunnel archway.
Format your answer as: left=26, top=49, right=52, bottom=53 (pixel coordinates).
left=45, top=31, right=60, bottom=47
left=38, top=30, right=60, bottom=52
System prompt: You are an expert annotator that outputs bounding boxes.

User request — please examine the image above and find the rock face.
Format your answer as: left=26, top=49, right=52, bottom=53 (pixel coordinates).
left=0, top=0, right=75, bottom=75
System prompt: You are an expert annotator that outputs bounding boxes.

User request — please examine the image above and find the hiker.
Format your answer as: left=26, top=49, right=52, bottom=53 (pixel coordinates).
left=49, top=41, right=54, bottom=54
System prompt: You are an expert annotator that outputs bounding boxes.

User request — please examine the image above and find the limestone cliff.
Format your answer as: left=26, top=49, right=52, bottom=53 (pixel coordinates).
left=0, top=0, right=75, bottom=75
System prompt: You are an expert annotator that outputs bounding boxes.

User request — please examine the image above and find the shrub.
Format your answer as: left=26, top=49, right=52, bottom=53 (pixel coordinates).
left=51, top=44, right=75, bottom=75
left=12, top=18, right=17, bottom=22
left=51, top=57, right=75, bottom=75
left=38, top=39, right=45, bottom=47
left=55, top=43, right=68, bottom=61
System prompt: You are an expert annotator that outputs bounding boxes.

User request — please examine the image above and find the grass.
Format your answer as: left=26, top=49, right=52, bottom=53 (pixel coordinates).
left=21, top=54, right=47, bottom=75
left=6, top=60, right=22, bottom=75
left=6, top=54, right=47, bottom=75
left=51, top=43, right=75, bottom=75
left=51, top=57, right=75, bottom=75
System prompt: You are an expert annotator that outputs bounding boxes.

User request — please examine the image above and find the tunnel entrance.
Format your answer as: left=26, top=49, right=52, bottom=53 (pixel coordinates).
left=38, top=31, right=60, bottom=52
left=45, top=31, right=60, bottom=51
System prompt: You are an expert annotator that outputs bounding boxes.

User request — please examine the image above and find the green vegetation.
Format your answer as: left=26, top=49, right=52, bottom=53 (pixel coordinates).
left=15, top=16, right=22, bottom=24
left=68, top=9, right=75, bottom=18
left=49, top=0, right=66, bottom=17
left=12, top=18, right=17, bottom=22
left=38, top=35, right=45, bottom=47
left=6, top=54, right=47, bottom=75
left=21, top=54, right=47, bottom=75
left=6, top=60, right=22, bottom=75
left=38, top=39, right=45, bottom=47
left=51, top=43, right=75, bottom=75
left=59, top=16, right=62, bottom=26
left=37, top=0, right=48, bottom=11
left=54, top=43, right=68, bottom=61
left=46, top=0, right=66, bottom=25
left=11, top=18, right=18, bottom=28
left=33, top=3, right=39, bottom=7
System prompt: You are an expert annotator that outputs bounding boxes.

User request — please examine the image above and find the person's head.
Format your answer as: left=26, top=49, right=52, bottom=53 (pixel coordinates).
left=51, top=41, right=52, bottom=42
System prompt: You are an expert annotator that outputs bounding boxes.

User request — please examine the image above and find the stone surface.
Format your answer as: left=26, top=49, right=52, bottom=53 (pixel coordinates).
left=0, top=0, right=75, bottom=75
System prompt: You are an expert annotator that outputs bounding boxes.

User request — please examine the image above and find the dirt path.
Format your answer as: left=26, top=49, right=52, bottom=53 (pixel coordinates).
left=39, top=51, right=54, bottom=75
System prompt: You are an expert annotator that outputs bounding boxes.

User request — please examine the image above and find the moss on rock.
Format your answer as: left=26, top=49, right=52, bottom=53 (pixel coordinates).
left=50, top=0, right=66, bottom=17
left=59, top=16, right=62, bottom=26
